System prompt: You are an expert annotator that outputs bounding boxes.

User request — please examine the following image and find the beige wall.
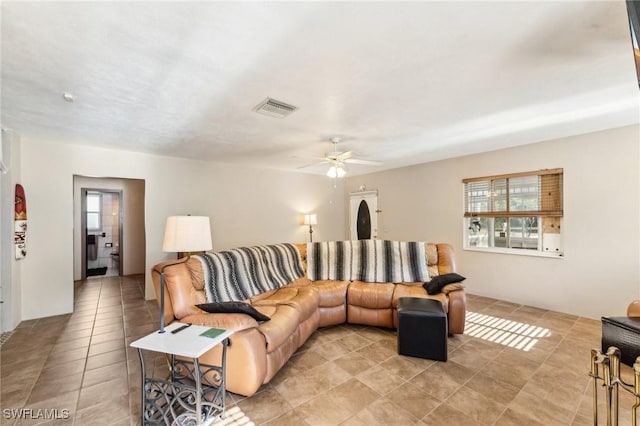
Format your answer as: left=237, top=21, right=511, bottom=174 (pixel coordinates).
left=1, top=130, right=22, bottom=332
left=19, top=138, right=345, bottom=320
left=13, top=125, right=638, bottom=323
left=346, top=125, right=640, bottom=319
left=72, top=176, right=146, bottom=279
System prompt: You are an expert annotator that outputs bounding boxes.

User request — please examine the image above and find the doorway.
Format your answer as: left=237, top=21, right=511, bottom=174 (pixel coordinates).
left=81, top=189, right=122, bottom=278
left=349, top=190, right=379, bottom=240
left=73, top=175, right=146, bottom=282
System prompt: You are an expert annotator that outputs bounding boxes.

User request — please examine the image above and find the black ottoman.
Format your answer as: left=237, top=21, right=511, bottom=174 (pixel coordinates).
left=601, top=316, right=640, bottom=366
left=397, top=297, right=447, bottom=361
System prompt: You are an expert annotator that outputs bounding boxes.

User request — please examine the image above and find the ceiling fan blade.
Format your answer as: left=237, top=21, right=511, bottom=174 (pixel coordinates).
left=296, top=159, right=329, bottom=169
left=344, top=158, right=383, bottom=166
left=336, top=151, right=354, bottom=161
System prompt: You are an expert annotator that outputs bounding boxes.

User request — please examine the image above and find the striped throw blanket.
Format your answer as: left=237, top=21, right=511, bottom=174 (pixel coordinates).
left=307, top=240, right=430, bottom=283
left=195, top=243, right=304, bottom=303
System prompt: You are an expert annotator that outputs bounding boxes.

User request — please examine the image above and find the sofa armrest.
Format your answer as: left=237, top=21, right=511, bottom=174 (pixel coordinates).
left=441, top=282, right=465, bottom=294
left=180, top=313, right=259, bottom=333
left=628, top=300, right=640, bottom=317
left=447, top=289, right=466, bottom=334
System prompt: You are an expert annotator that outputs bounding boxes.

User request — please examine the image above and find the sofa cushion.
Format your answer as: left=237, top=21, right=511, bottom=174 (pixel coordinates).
left=347, top=281, right=395, bottom=309
left=441, top=283, right=465, bottom=294
left=347, top=305, right=394, bottom=328
left=423, top=273, right=466, bottom=295
left=255, top=304, right=301, bottom=352
left=318, top=305, right=347, bottom=327
left=309, top=280, right=350, bottom=307
left=197, top=301, right=270, bottom=322
left=251, top=287, right=319, bottom=322
left=392, top=283, right=448, bottom=312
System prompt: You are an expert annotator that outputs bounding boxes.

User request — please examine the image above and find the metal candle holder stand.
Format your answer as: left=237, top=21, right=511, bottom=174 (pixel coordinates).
left=590, top=346, right=640, bottom=425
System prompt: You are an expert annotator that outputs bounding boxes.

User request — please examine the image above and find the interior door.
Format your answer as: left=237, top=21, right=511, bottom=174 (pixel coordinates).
left=349, top=191, right=379, bottom=240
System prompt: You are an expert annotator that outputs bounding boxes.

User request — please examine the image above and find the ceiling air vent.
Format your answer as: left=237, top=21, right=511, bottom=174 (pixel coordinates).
left=253, top=97, right=298, bottom=119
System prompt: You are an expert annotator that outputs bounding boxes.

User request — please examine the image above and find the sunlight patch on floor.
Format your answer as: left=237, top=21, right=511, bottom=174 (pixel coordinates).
left=465, top=311, right=550, bottom=351
left=215, top=406, right=254, bottom=425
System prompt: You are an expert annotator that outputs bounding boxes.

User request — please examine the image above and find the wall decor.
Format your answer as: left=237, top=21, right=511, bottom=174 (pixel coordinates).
left=14, top=183, right=27, bottom=259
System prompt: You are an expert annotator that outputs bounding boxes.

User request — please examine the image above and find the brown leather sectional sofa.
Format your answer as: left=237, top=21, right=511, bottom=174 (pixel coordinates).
left=151, top=242, right=466, bottom=396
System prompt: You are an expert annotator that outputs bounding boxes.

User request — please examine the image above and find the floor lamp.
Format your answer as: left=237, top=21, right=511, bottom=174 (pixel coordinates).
left=304, top=214, right=317, bottom=243
left=159, top=215, right=212, bottom=333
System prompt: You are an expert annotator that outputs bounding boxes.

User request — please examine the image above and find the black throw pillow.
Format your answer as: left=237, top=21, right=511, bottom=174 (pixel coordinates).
left=423, top=273, right=466, bottom=295
left=196, top=301, right=270, bottom=322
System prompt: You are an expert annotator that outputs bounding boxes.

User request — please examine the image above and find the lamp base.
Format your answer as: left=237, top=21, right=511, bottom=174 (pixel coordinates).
left=177, top=251, right=206, bottom=259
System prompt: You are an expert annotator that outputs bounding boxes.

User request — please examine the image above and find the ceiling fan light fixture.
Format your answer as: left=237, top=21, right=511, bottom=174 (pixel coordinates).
left=327, top=163, right=346, bottom=178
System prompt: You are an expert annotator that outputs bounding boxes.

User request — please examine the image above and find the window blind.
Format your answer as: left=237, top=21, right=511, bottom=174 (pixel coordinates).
left=463, top=169, right=563, bottom=218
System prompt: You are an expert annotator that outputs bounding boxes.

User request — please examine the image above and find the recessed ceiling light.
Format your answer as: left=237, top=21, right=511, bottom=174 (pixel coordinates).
left=62, top=93, right=74, bottom=102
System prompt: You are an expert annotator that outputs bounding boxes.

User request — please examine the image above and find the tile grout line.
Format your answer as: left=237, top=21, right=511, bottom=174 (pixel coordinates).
left=565, top=318, right=597, bottom=425
left=17, top=316, right=73, bottom=421
left=118, top=275, right=139, bottom=425
left=73, top=277, right=102, bottom=426
left=500, top=316, right=578, bottom=425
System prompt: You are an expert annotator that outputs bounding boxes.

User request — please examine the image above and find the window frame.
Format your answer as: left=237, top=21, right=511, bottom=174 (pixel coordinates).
left=463, top=169, right=563, bottom=258
left=86, top=192, right=102, bottom=232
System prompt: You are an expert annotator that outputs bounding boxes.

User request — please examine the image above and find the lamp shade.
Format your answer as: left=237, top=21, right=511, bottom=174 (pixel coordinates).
left=162, top=216, right=212, bottom=253
left=303, top=214, right=317, bottom=226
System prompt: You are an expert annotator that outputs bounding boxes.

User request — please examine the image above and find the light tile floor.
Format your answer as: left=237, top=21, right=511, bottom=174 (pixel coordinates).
left=0, top=275, right=632, bottom=425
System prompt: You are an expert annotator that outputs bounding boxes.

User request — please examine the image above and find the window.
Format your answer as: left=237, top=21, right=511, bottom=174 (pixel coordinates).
left=463, top=169, right=563, bottom=257
left=86, top=192, right=102, bottom=231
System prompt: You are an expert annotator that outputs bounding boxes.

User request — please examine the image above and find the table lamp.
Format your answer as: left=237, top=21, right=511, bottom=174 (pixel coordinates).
left=303, top=214, right=317, bottom=242
left=158, top=215, right=212, bottom=333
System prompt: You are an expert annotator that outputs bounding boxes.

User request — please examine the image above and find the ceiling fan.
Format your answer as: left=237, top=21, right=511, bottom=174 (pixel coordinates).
left=299, top=137, right=383, bottom=178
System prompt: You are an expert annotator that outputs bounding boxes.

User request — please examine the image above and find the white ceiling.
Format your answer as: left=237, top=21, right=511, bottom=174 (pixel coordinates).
left=2, top=1, right=639, bottom=176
